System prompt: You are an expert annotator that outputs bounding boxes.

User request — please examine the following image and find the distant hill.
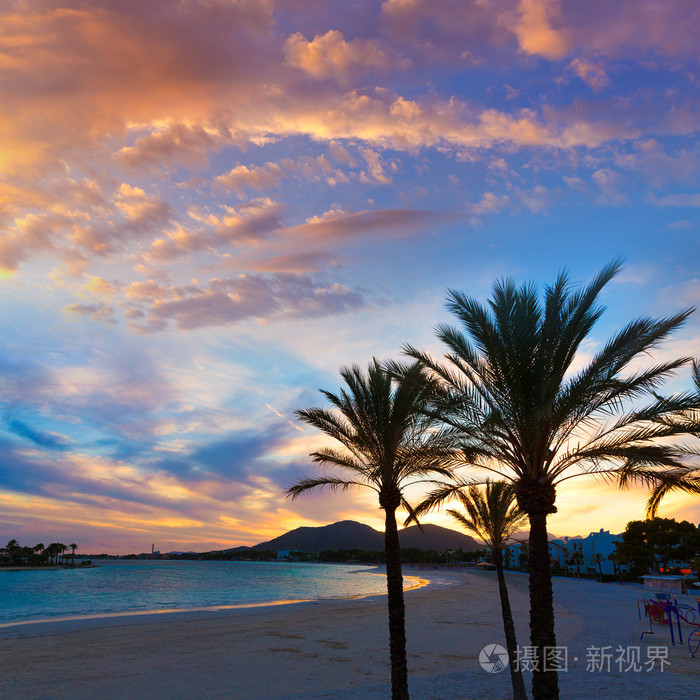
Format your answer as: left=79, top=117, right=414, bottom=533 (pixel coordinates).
left=240, top=520, right=482, bottom=553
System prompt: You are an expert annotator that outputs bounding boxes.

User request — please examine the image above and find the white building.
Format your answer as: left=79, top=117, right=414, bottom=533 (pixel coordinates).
left=504, top=528, right=623, bottom=576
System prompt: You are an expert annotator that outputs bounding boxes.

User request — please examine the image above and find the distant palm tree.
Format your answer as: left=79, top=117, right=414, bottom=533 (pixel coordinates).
left=288, top=359, right=454, bottom=700
left=46, top=543, right=67, bottom=566
left=591, top=552, right=604, bottom=581
left=69, top=543, right=78, bottom=566
left=416, top=480, right=528, bottom=700
left=406, top=260, right=700, bottom=698
left=570, top=545, right=583, bottom=578
left=610, top=551, right=627, bottom=583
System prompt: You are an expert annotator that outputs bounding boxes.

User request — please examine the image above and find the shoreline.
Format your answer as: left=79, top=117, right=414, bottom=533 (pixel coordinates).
left=0, top=566, right=431, bottom=635
left=3, top=570, right=699, bottom=699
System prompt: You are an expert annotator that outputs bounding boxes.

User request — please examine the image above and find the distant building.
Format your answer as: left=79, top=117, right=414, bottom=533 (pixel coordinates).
left=504, top=528, right=622, bottom=575
left=276, top=549, right=303, bottom=561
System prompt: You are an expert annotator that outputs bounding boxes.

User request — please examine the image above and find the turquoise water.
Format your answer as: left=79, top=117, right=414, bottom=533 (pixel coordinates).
left=0, top=560, right=388, bottom=625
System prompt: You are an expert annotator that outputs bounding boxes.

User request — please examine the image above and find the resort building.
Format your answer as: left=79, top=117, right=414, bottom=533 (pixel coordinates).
left=504, top=528, right=623, bottom=576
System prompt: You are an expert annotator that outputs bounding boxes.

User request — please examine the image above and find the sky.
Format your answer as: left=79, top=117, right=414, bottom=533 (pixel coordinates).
left=1, top=0, right=699, bottom=554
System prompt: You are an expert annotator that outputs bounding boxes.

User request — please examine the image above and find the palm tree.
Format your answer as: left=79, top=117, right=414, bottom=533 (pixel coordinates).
left=287, top=359, right=454, bottom=700
left=32, top=543, right=45, bottom=566
left=69, top=543, right=78, bottom=566
left=406, top=260, right=700, bottom=699
left=591, top=552, right=604, bottom=581
left=416, top=480, right=528, bottom=700
left=45, top=543, right=59, bottom=566
left=570, top=546, right=583, bottom=579
left=58, top=543, right=68, bottom=565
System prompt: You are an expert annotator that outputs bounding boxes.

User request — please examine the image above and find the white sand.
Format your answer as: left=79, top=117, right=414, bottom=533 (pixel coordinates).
left=1, top=568, right=699, bottom=699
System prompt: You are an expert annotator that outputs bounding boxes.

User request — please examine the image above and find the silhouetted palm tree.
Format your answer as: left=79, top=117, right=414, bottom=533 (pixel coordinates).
left=570, top=546, right=583, bottom=579
left=592, top=552, right=604, bottom=581
left=288, top=359, right=454, bottom=700
left=417, top=480, right=528, bottom=700
left=406, top=260, right=700, bottom=698
left=69, top=543, right=78, bottom=566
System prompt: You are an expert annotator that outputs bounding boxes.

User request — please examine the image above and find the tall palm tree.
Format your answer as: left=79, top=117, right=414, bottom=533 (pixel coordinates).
left=417, top=480, right=528, bottom=700
left=69, top=543, right=78, bottom=566
left=287, top=359, right=454, bottom=700
left=406, top=261, right=700, bottom=699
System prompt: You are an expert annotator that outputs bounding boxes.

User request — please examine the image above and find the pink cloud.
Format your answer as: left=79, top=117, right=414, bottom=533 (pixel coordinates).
left=63, top=301, right=117, bottom=324
left=129, top=273, right=367, bottom=331
left=284, top=29, right=409, bottom=81
left=117, top=123, right=225, bottom=172
left=570, top=58, right=610, bottom=90
left=216, top=163, right=287, bottom=193
left=508, top=0, right=570, bottom=60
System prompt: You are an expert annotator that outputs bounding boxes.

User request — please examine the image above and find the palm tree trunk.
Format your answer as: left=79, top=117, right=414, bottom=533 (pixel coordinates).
left=494, top=551, right=527, bottom=700
left=528, top=510, right=559, bottom=699
left=384, top=506, right=409, bottom=700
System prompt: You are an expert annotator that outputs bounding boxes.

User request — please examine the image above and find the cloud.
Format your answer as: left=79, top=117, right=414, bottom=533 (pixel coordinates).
left=229, top=250, right=338, bottom=274
left=5, top=1, right=688, bottom=300
left=129, top=273, right=368, bottom=331
left=284, top=29, right=408, bottom=81
left=472, top=192, right=512, bottom=215
left=383, top=0, right=700, bottom=68
left=615, top=139, right=698, bottom=189
left=63, top=302, right=118, bottom=325
left=505, top=0, right=570, bottom=60
left=146, top=198, right=285, bottom=262
left=216, top=163, right=287, bottom=193
left=6, top=419, right=69, bottom=450
left=563, top=1, right=700, bottom=61
left=570, top=58, right=610, bottom=90
left=0, top=208, right=87, bottom=271
left=662, top=220, right=694, bottom=231
left=591, top=168, right=628, bottom=205
left=284, top=206, right=457, bottom=243
left=84, top=276, right=120, bottom=296
left=117, top=123, right=225, bottom=172
left=653, top=193, right=700, bottom=208
left=0, top=0, right=279, bottom=174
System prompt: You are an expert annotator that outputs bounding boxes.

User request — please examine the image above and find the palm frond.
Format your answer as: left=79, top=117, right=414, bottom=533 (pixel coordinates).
left=286, top=476, right=371, bottom=500
left=291, top=357, right=458, bottom=515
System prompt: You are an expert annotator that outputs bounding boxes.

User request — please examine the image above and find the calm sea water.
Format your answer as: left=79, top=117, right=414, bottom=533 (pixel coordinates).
left=0, top=560, right=388, bottom=625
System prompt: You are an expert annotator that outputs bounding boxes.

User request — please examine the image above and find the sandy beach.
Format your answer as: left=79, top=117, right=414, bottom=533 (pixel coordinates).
left=2, top=568, right=699, bottom=699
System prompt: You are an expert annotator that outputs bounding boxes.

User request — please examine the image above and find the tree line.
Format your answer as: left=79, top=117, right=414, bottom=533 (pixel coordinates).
left=614, top=517, right=700, bottom=578
left=1, top=540, right=79, bottom=567
left=287, top=261, right=700, bottom=700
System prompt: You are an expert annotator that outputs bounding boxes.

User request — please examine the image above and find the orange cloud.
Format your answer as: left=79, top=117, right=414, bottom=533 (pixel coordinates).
left=0, top=1, right=276, bottom=175
left=284, top=29, right=409, bottom=81
left=216, top=163, right=287, bottom=193
left=509, top=0, right=569, bottom=60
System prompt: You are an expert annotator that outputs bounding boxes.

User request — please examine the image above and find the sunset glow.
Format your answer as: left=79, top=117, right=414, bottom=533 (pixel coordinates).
left=1, top=0, right=699, bottom=554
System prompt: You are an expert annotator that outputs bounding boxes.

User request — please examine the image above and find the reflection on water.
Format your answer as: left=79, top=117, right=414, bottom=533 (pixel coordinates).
left=0, top=560, right=388, bottom=624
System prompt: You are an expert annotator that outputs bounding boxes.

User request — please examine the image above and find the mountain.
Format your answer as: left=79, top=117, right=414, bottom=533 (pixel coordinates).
left=398, top=523, right=482, bottom=551
left=244, top=520, right=482, bottom=553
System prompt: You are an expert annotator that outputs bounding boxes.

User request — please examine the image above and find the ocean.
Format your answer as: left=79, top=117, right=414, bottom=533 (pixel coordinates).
left=0, top=560, right=388, bottom=625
